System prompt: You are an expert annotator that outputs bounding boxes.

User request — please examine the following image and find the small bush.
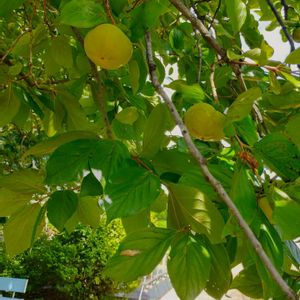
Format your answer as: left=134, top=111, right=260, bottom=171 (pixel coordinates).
left=0, top=221, right=136, bottom=299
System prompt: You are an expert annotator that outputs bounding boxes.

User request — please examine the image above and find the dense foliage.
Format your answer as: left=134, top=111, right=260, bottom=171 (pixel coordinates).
left=0, top=0, right=300, bottom=299
left=0, top=222, right=135, bottom=299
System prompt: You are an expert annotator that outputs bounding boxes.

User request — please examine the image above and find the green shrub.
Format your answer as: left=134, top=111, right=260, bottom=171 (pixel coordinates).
left=0, top=221, right=137, bottom=299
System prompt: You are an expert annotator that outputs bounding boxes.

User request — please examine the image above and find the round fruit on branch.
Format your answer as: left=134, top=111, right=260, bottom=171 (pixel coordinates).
left=84, top=23, right=133, bottom=70
left=184, top=102, right=226, bottom=141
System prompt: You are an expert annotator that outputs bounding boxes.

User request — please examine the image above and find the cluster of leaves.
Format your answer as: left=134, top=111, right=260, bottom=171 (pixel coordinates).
left=0, top=222, right=136, bottom=299
left=0, top=0, right=300, bottom=299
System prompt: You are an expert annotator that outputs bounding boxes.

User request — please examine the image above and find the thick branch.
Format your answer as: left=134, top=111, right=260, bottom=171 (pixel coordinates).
left=72, top=27, right=113, bottom=139
left=145, top=31, right=296, bottom=300
left=169, top=0, right=226, bottom=59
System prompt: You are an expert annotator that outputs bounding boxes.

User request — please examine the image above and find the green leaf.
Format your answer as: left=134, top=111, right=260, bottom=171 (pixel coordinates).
left=46, top=139, right=129, bottom=184
left=285, top=114, right=300, bottom=149
left=180, top=163, right=233, bottom=202
left=0, top=86, right=20, bottom=127
left=122, top=209, right=151, bottom=234
left=169, top=28, right=185, bottom=51
left=90, top=140, right=130, bottom=179
left=263, top=90, right=300, bottom=109
left=285, top=240, right=300, bottom=267
left=104, top=227, right=175, bottom=281
left=129, top=0, right=170, bottom=41
left=22, top=131, right=99, bottom=158
left=225, top=0, right=247, bottom=33
left=231, top=264, right=263, bottom=299
left=285, top=48, right=300, bottom=64
left=0, top=0, right=26, bottom=16
left=166, top=80, right=205, bottom=101
left=57, top=91, right=96, bottom=132
left=0, top=169, right=45, bottom=194
left=60, top=0, right=106, bottom=28
left=254, top=133, right=300, bottom=181
left=105, top=166, right=161, bottom=221
left=226, top=87, right=262, bottom=122
left=49, top=36, right=73, bottom=69
left=168, top=233, right=211, bottom=300
left=259, top=223, right=283, bottom=270
left=65, top=196, right=102, bottom=230
left=234, top=116, right=258, bottom=146
left=273, top=200, right=300, bottom=240
left=47, top=190, right=79, bottom=231
left=280, top=71, right=300, bottom=88
left=152, top=149, right=194, bottom=175
left=168, top=183, right=225, bottom=243
left=0, top=188, right=31, bottom=217
left=46, top=139, right=98, bottom=184
left=80, top=172, right=103, bottom=197
left=204, top=241, right=232, bottom=299
left=142, top=103, right=173, bottom=158
left=230, top=164, right=257, bottom=223
left=3, top=203, right=44, bottom=256
left=128, top=60, right=140, bottom=94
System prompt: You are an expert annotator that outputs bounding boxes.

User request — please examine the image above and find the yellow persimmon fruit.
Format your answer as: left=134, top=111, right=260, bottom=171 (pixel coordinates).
left=184, top=103, right=226, bottom=141
left=84, top=23, right=133, bottom=70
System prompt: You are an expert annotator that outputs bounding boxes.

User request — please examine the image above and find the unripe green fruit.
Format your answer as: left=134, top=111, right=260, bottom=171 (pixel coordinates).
left=292, top=28, right=300, bottom=43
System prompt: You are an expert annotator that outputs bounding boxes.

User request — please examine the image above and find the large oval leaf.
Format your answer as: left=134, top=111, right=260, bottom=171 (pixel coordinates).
left=225, top=0, right=247, bottom=33
left=168, top=233, right=211, bottom=300
left=104, top=227, right=175, bottom=282
left=105, top=165, right=161, bottom=221
left=4, top=203, right=45, bottom=256
left=168, top=183, right=225, bottom=243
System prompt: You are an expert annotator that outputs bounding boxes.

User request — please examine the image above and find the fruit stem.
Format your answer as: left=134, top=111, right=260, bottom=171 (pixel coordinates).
left=104, top=0, right=116, bottom=25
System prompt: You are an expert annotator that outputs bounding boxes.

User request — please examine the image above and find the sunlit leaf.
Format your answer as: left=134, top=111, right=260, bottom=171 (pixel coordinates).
left=4, top=203, right=45, bottom=256
left=225, top=0, right=247, bottom=33
left=168, top=183, right=225, bottom=243
left=60, top=0, right=106, bottom=28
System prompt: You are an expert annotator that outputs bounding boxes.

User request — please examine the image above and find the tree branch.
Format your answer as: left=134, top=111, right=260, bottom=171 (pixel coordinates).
left=280, top=0, right=289, bottom=20
left=209, top=62, right=219, bottom=103
left=266, top=0, right=295, bottom=52
left=72, top=27, right=113, bottom=139
left=169, top=0, right=227, bottom=59
left=104, top=0, right=116, bottom=25
left=194, top=30, right=202, bottom=83
left=145, top=30, right=297, bottom=300
left=208, top=0, right=221, bottom=30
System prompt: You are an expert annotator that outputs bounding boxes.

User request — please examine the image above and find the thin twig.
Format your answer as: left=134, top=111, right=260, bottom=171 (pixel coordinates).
left=169, top=0, right=226, bottom=59
left=104, top=0, right=116, bottom=24
left=280, top=0, right=289, bottom=20
left=194, top=30, right=202, bottom=83
left=209, top=63, right=219, bottom=103
left=208, top=0, right=221, bottom=30
left=0, top=30, right=30, bottom=64
left=145, top=29, right=296, bottom=300
left=72, top=27, right=113, bottom=139
left=266, top=0, right=295, bottom=52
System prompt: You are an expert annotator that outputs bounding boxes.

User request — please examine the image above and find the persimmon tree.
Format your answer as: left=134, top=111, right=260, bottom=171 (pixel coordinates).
left=1, top=0, right=300, bottom=299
